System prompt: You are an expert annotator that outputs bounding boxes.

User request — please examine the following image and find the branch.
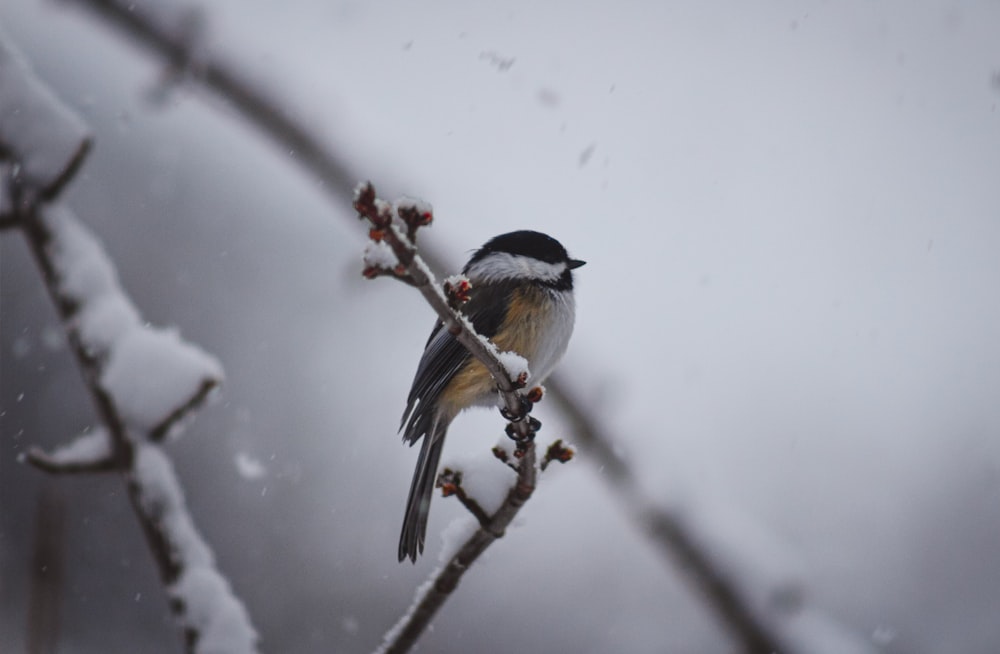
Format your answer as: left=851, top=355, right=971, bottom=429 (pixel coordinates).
left=356, top=184, right=545, bottom=652
left=60, top=4, right=876, bottom=652
left=14, top=199, right=256, bottom=654
left=547, top=378, right=878, bottom=654
left=23, top=428, right=119, bottom=474
left=3, top=28, right=257, bottom=652
left=131, top=444, right=259, bottom=653
left=0, top=31, right=92, bottom=200
left=354, top=182, right=537, bottom=440
left=376, top=446, right=537, bottom=654
left=435, top=468, right=491, bottom=527
left=63, top=0, right=357, bottom=206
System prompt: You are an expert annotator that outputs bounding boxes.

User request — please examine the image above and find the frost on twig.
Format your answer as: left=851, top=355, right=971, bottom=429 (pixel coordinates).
left=354, top=181, right=539, bottom=443
left=435, top=468, right=491, bottom=527
left=540, top=438, right=575, bottom=471
left=375, top=446, right=538, bottom=654
left=357, top=182, right=566, bottom=653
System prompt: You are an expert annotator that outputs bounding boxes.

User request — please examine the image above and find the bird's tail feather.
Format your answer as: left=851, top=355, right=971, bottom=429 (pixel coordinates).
left=398, top=418, right=447, bottom=563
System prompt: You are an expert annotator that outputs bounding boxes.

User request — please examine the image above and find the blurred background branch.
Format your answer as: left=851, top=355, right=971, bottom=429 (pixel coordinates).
left=49, top=1, right=881, bottom=652
left=1, top=29, right=257, bottom=654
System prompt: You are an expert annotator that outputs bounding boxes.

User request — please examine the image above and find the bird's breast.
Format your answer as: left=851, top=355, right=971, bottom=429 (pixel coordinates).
left=439, top=285, right=576, bottom=418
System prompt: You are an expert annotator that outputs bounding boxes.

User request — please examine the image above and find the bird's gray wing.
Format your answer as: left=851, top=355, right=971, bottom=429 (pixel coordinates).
left=399, top=279, right=519, bottom=444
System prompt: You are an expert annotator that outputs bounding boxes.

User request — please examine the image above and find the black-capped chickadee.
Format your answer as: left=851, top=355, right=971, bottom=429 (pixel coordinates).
left=398, top=230, right=585, bottom=562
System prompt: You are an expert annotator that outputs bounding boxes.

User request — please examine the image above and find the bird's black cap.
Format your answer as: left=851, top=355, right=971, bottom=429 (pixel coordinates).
left=468, top=230, right=584, bottom=268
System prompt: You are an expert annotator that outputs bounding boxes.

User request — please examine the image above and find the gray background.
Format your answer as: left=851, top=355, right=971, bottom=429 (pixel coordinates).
left=3, top=1, right=1000, bottom=652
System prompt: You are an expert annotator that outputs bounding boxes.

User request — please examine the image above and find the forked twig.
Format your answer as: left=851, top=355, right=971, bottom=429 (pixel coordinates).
left=355, top=183, right=547, bottom=653
left=56, top=3, right=878, bottom=651
left=354, top=182, right=537, bottom=441
left=2, top=30, right=257, bottom=654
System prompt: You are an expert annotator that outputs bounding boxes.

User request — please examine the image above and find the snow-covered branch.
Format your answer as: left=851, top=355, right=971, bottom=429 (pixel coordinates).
left=60, top=4, right=876, bottom=652
left=376, top=445, right=539, bottom=654
left=132, top=444, right=258, bottom=653
left=356, top=183, right=568, bottom=653
left=354, top=182, right=540, bottom=441
left=23, top=428, right=118, bottom=474
left=24, top=204, right=223, bottom=443
left=0, top=32, right=91, bottom=201
left=2, top=29, right=257, bottom=654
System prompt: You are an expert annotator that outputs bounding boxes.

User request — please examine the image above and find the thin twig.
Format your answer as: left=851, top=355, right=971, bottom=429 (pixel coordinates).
left=63, top=0, right=357, bottom=207
left=149, top=377, right=220, bottom=442
left=436, top=469, right=491, bottom=527
left=356, top=184, right=541, bottom=653
left=377, top=446, right=537, bottom=654
left=23, top=448, right=120, bottom=475
left=59, top=3, right=870, bottom=651
left=354, top=182, right=536, bottom=438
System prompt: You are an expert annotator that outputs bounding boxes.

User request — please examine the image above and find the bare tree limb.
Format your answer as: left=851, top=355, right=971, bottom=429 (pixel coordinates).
left=63, top=0, right=356, bottom=206
left=547, top=374, right=797, bottom=652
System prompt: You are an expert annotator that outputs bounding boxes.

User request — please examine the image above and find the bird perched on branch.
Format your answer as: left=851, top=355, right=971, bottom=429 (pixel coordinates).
left=398, top=230, right=584, bottom=562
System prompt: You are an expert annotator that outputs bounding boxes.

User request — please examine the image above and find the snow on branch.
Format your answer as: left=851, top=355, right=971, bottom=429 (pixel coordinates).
left=375, top=445, right=539, bottom=654
left=31, top=204, right=224, bottom=442
left=4, top=32, right=258, bottom=653
left=354, top=181, right=539, bottom=442
left=23, top=427, right=117, bottom=474
left=356, top=183, right=573, bottom=653
left=0, top=31, right=91, bottom=200
left=133, top=445, right=258, bottom=653
left=14, top=201, right=253, bottom=654
left=64, top=4, right=877, bottom=651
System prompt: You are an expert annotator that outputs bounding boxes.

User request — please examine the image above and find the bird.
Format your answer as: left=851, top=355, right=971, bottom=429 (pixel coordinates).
left=397, top=230, right=584, bottom=562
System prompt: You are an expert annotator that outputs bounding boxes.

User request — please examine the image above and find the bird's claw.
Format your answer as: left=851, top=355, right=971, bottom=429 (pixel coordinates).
left=504, top=415, right=541, bottom=443
left=499, top=395, right=534, bottom=422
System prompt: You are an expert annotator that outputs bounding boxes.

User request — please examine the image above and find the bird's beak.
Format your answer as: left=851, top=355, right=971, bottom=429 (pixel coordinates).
left=568, top=259, right=586, bottom=269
